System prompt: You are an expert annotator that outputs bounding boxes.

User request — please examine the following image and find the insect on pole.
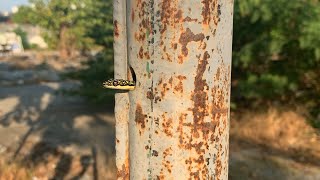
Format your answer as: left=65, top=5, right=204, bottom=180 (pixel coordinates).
left=112, top=0, right=234, bottom=179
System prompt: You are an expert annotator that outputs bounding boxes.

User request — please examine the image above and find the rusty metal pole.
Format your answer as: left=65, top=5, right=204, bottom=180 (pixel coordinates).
left=113, top=0, right=130, bottom=179
left=125, top=0, right=234, bottom=179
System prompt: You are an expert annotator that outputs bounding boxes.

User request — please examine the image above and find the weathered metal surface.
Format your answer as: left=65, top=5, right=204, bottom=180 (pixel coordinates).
left=113, top=0, right=130, bottom=179
left=127, top=0, right=234, bottom=179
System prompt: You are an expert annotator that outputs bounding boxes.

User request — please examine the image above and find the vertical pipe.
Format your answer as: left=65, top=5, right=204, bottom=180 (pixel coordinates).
left=127, top=0, right=234, bottom=179
left=113, top=0, right=129, bottom=179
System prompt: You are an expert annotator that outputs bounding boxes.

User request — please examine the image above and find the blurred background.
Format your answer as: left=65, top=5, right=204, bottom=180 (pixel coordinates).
left=0, top=0, right=319, bottom=179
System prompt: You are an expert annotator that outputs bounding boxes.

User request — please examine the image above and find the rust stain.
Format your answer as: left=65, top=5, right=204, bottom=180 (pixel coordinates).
left=200, top=41, right=207, bottom=50
left=155, top=96, right=161, bottom=103
left=135, top=32, right=146, bottom=42
left=160, top=147, right=173, bottom=176
left=135, top=104, right=147, bottom=134
left=157, top=175, right=164, bottom=180
left=152, top=150, right=159, bottom=157
left=183, top=16, right=198, bottom=22
left=211, top=64, right=230, bottom=119
left=177, top=75, right=186, bottom=81
left=164, top=160, right=172, bottom=173
left=117, top=164, right=129, bottom=180
left=134, top=0, right=152, bottom=44
left=159, top=0, right=183, bottom=63
left=147, top=90, right=154, bottom=100
left=173, top=82, right=183, bottom=93
left=161, top=52, right=172, bottom=62
left=175, top=10, right=183, bottom=20
left=216, top=67, right=221, bottom=80
left=114, top=20, right=120, bottom=37
left=201, top=0, right=220, bottom=25
left=174, top=75, right=186, bottom=93
left=162, top=114, right=173, bottom=137
left=155, top=117, right=160, bottom=127
left=139, top=46, right=144, bottom=59
left=137, top=0, right=147, bottom=18
left=163, top=147, right=172, bottom=159
left=141, top=19, right=150, bottom=30
left=161, top=83, right=168, bottom=97
left=172, top=43, right=178, bottom=50
left=160, top=0, right=180, bottom=34
left=134, top=0, right=154, bottom=62
left=202, top=0, right=211, bottom=24
left=215, top=154, right=222, bottom=180
left=190, top=52, right=210, bottom=137
left=179, top=28, right=205, bottom=57
left=174, top=52, right=230, bottom=179
left=154, top=78, right=171, bottom=101
left=144, top=51, right=151, bottom=59
left=210, top=63, right=230, bottom=145
left=168, top=77, right=173, bottom=86
left=178, top=55, right=184, bottom=64
left=184, top=121, right=217, bottom=143
left=177, top=113, right=187, bottom=147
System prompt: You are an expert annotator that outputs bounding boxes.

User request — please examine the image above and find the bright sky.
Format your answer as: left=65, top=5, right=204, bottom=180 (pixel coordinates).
left=0, top=0, right=29, bottom=12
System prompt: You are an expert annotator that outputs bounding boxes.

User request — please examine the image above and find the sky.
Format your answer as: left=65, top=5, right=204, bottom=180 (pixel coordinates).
left=0, top=0, right=29, bottom=12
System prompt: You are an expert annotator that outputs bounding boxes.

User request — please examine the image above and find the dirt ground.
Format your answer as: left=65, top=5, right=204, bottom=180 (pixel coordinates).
left=0, top=52, right=320, bottom=180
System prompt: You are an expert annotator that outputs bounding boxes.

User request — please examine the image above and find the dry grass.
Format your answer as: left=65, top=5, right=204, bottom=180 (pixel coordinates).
left=231, top=107, right=320, bottom=164
left=0, top=149, right=116, bottom=180
left=0, top=160, right=33, bottom=180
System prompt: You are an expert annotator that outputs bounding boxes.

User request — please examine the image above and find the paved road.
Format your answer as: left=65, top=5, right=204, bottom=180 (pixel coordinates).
left=0, top=82, right=116, bottom=179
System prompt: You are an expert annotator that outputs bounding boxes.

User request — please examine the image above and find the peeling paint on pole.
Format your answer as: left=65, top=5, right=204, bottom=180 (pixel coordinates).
left=113, top=0, right=129, bottom=179
left=126, top=0, right=234, bottom=179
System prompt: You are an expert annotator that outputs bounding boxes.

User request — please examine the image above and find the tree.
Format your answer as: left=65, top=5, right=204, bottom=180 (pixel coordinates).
left=232, top=0, right=320, bottom=126
left=13, top=0, right=115, bottom=103
left=14, top=27, right=30, bottom=49
left=57, top=0, right=115, bottom=104
left=12, top=0, right=111, bottom=59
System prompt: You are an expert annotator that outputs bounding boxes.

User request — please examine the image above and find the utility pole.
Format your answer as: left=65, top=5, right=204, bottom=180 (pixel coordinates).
left=114, top=0, right=234, bottom=179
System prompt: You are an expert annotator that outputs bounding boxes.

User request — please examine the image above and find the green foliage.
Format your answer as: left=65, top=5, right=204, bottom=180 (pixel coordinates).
left=66, top=50, right=115, bottom=104
left=12, top=0, right=113, bottom=57
left=13, top=27, right=30, bottom=49
left=63, top=0, right=114, bottom=103
left=12, top=6, right=36, bottom=24
left=232, top=0, right=320, bottom=126
left=83, top=0, right=114, bottom=48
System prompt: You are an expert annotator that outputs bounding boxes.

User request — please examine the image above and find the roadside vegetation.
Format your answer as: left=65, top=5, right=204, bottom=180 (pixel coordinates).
left=2, top=0, right=319, bottom=178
